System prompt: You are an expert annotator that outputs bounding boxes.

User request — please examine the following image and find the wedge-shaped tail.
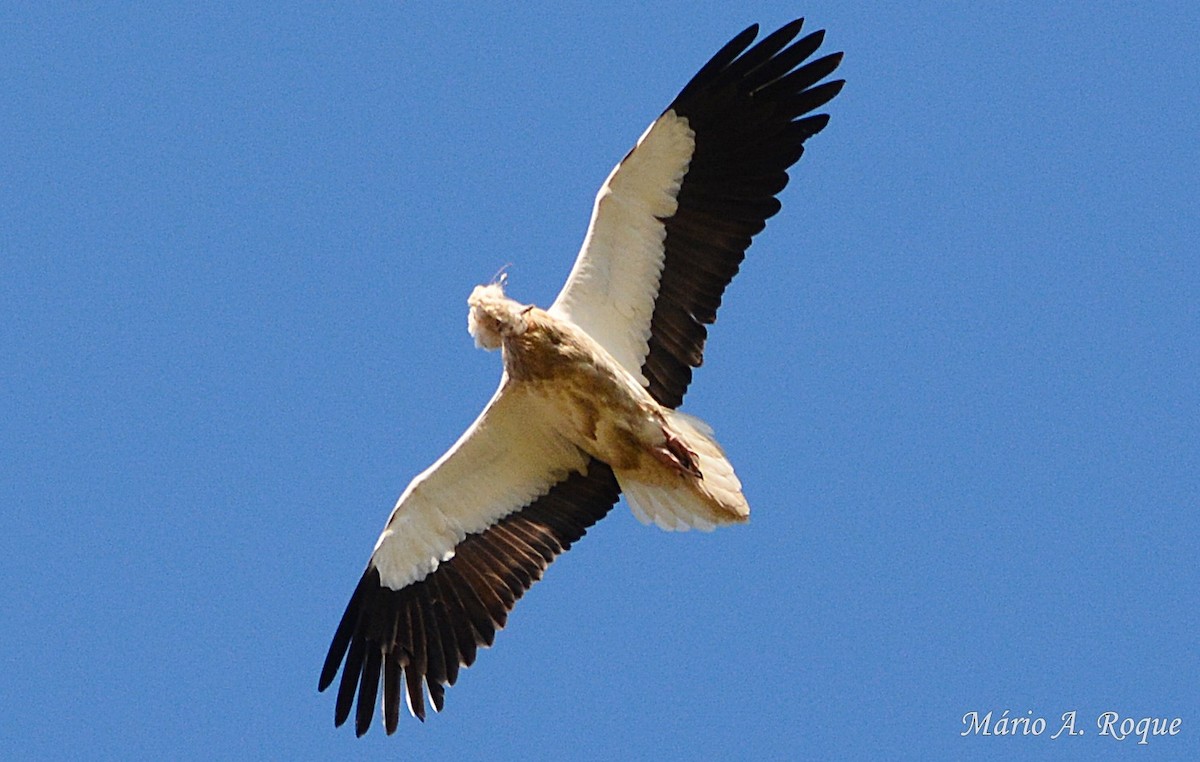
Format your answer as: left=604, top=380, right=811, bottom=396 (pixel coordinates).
left=621, top=410, right=749, bottom=531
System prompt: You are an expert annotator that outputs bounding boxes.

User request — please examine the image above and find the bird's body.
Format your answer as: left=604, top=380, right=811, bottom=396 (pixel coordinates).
left=320, top=17, right=844, bottom=735
left=469, top=283, right=749, bottom=530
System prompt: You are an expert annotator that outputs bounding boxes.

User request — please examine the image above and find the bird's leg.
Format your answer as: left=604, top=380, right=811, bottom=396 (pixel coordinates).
left=652, top=426, right=703, bottom=478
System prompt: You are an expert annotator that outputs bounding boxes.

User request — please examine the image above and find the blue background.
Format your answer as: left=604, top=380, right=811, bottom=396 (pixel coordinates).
left=3, top=3, right=1196, bottom=760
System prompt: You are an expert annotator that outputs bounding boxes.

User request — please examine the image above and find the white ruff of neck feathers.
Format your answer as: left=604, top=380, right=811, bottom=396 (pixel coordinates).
left=467, top=282, right=526, bottom=350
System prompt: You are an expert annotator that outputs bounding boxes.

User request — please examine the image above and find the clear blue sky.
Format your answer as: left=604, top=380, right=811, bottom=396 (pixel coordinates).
left=3, top=3, right=1197, bottom=760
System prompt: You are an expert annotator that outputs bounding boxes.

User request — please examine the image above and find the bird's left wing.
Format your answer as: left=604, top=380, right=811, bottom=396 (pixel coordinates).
left=319, top=377, right=620, bottom=735
left=550, top=19, right=844, bottom=408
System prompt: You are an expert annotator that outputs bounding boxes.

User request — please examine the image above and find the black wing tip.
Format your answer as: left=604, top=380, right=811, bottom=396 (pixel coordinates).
left=676, top=22, right=763, bottom=100
left=354, top=648, right=383, bottom=736
left=672, top=17, right=842, bottom=118
left=736, top=22, right=762, bottom=42
left=807, top=51, right=845, bottom=84
left=320, top=467, right=622, bottom=736
left=642, top=18, right=843, bottom=407
left=804, top=79, right=847, bottom=116
left=317, top=668, right=336, bottom=694
left=318, top=565, right=378, bottom=693
left=430, top=682, right=447, bottom=713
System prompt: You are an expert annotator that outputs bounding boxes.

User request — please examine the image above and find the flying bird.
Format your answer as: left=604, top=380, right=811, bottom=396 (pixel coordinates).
left=320, top=18, right=844, bottom=735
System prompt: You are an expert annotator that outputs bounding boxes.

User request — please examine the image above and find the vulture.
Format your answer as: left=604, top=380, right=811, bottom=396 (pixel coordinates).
left=319, top=18, right=844, bottom=735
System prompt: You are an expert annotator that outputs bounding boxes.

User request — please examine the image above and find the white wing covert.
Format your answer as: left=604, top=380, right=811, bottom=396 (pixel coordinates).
left=369, top=377, right=588, bottom=591
left=549, top=113, right=696, bottom=386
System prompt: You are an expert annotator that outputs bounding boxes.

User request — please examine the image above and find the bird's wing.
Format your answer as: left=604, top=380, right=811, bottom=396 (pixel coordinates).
left=321, top=18, right=845, bottom=737
left=319, top=378, right=620, bottom=735
left=550, top=19, right=844, bottom=407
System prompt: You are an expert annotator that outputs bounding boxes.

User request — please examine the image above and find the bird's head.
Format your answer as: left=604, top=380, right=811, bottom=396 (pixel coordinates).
left=467, top=279, right=528, bottom=350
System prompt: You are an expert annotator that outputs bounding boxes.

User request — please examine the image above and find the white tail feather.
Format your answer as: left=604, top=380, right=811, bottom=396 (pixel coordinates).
left=618, top=410, right=748, bottom=531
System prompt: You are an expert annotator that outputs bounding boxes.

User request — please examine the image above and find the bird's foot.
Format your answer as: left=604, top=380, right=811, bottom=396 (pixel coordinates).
left=653, top=428, right=703, bottom=478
